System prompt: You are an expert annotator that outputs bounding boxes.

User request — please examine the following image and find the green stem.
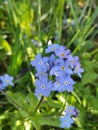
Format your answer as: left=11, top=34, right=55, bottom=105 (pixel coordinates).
left=38, top=0, right=41, bottom=42
left=71, top=91, right=82, bottom=104
left=33, top=96, right=44, bottom=115
left=58, top=0, right=65, bottom=44
left=67, top=30, right=80, bottom=48
left=89, top=48, right=98, bottom=57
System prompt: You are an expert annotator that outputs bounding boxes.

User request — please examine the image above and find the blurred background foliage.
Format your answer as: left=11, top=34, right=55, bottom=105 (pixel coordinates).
left=0, top=0, right=98, bottom=130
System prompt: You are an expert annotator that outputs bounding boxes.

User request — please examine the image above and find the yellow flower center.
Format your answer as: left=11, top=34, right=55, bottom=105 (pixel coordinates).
left=68, top=110, right=72, bottom=113
left=65, top=119, right=69, bottom=123
left=52, top=47, right=55, bottom=51
left=57, top=82, right=60, bottom=87
left=75, top=67, right=79, bottom=72
left=71, top=60, right=74, bottom=64
left=6, top=79, right=9, bottom=83
left=61, top=53, right=65, bottom=57
left=61, top=66, right=65, bottom=70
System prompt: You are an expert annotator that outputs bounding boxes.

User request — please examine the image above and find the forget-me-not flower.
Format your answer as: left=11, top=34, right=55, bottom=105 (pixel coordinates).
left=60, top=115, right=74, bottom=128
left=0, top=74, right=14, bottom=90
left=35, top=77, right=53, bottom=97
left=30, top=54, right=49, bottom=71
left=74, top=63, right=84, bottom=78
left=45, top=44, right=60, bottom=53
left=64, top=106, right=76, bottom=116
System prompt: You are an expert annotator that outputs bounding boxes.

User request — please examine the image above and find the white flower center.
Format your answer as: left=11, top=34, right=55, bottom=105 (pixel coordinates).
left=64, top=81, right=68, bottom=86
left=40, top=72, right=44, bottom=76
left=57, top=82, right=60, bottom=87
left=39, top=61, right=43, bottom=65
left=75, top=67, right=79, bottom=72
left=41, top=85, right=45, bottom=89
left=71, top=60, right=74, bottom=64
left=65, top=119, right=69, bottom=123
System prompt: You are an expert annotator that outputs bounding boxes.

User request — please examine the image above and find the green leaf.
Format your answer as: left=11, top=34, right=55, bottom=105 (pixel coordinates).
left=81, top=60, right=97, bottom=85
left=39, top=116, right=60, bottom=127
left=0, top=37, right=12, bottom=55
left=26, top=92, right=38, bottom=112
left=7, top=91, right=27, bottom=108
left=31, top=116, right=41, bottom=130
left=47, top=98, right=62, bottom=108
left=6, top=91, right=30, bottom=117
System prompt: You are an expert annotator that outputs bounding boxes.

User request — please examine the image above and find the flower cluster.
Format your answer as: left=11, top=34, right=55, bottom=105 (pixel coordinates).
left=30, top=44, right=84, bottom=97
left=60, top=105, right=79, bottom=128
left=0, top=74, right=14, bottom=90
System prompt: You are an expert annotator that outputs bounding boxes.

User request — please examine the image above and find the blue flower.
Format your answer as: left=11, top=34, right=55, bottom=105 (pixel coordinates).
left=50, top=60, right=73, bottom=77
left=35, top=77, right=53, bottom=97
left=30, top=44, right=84, bottom=96
left=30, top=54, right=49, bottom=71
left=63, top=76, right=75, bottom=92
left=55, top=46, right=70, bottom=59
left=0, top=74, right=14, bottom=89
left=64, top=106, right=76, bottom=116
left=73, top=63, right=84, bottom=78
left=60, top=115, right=74, bottom=128
left=68, top=54, right=79, bottom=69
left=53, top=76, right=75, bottom=92
left=35, top=68, right=48, bottom=78
left=50, top=65, right=61, bottom=77
left=52, top=78, right=64, bottom=92
left=45, top=44, right=60, bottom=53
left=48, top=54, right=56, bottom=68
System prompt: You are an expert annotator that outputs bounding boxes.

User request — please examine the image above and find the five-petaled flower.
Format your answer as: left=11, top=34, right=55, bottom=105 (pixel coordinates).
left=0, top=74, right=14, bottom=90
left=64, top=106, right=76, bottom=116
left=60, top=115, right=74, bottom=128
left=35, top=77, right=53, bottom=97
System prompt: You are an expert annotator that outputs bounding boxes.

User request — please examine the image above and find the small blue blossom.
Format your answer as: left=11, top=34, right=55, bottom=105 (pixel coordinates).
left=30, top=54, right=49, bottom=71
left=55, top=46, right=70, bottom=59
left=50, top=66, right=60, bottom=77
left=74, top=63, right=84, bottom=78
left=48, top=54, right=56, bottom=68
left=0, top=74, right=14, bottom=90
left=52, top=78, right=65, bottom=92
left=50, top=60, right=73, bottom=77
left=35, top=77, right=53, bottom=97
left=68, top=54, right=79, bottom=69
left=60, top=115, right=74, bottom=128
left=45, top=44, right=60, bottom=53
left=53, top=76, right=75, bottom=92
left=35, top=68, right=48, bottom=78
left=62, top=76, right=75, bottom=92
left=64, top=106, right=76, bottom=116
